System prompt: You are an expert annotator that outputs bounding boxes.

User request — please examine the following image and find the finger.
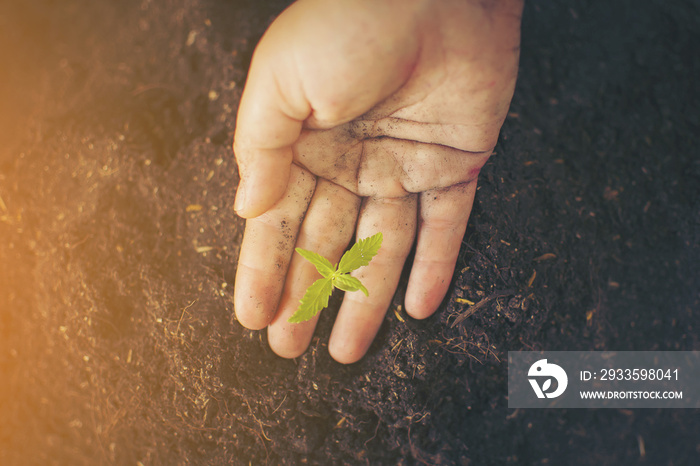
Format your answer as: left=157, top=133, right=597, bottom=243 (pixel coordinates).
left=405, top=181, right=477, bottom=319
left=234, top=165, right=316, bottom=330
left=267, top=181, right=361, bottom=358
left=233, top=9, right=312, bottom=218
left=328, top=195, right=417, bottom=364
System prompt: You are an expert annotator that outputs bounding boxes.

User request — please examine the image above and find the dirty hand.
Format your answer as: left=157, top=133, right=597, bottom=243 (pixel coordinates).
left=233, top=0, right=522, bottom=363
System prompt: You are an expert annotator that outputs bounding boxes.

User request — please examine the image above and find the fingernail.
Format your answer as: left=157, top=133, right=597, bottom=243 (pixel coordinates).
left=234, top=183, right=246, bottom=213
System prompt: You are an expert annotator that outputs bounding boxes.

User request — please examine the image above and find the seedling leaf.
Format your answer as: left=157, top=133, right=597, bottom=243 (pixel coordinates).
left=288, top=233, right=383, bottom=323
left=337, top=232, right=383, bottom=274
left=295, top=248, right=334, bottom=278
left=288, top=277, right=334, bottom=323
left=333, top=274, right=369, bottom=296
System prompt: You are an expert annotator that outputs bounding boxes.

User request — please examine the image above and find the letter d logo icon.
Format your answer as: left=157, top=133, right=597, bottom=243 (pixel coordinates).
left=528, top=359, right=568, bottom=399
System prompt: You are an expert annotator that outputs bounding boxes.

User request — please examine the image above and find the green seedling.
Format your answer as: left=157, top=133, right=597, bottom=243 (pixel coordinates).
left=288, top=232, right=383, bottom=323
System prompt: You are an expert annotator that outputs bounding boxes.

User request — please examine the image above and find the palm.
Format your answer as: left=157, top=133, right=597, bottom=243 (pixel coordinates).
left=292, top=116, right=492, bottom=201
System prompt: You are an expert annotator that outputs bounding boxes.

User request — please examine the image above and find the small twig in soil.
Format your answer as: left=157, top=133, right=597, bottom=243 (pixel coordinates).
left=175, top=299, right=197, bottom=336
left=271, top=393, right=287, bottom=415
left=68, top=235, right=91, bottom=249
left=506, top=408, right=522, bottom=420
left=364, top=418, right=381, bottom=447
left=131, top=83, right=180, bottom=96
left=450, top=289, right=515, bottom=328
left=245, top=399, right=271, bottom=442
left=638, top=434, right=646, bottom=458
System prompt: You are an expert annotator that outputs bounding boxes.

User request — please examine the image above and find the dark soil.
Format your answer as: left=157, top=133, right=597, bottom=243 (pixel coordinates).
left=1, top=0, right=698, bottom=464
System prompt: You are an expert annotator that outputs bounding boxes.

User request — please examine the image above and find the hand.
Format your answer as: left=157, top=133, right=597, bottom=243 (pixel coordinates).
left=233, top=0, right=523, bottom=363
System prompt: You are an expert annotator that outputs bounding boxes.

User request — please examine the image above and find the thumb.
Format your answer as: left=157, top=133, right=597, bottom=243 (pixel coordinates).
left=232, top=142, right=295, bottom=219
left=233, top=16, right=311, bottom=218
